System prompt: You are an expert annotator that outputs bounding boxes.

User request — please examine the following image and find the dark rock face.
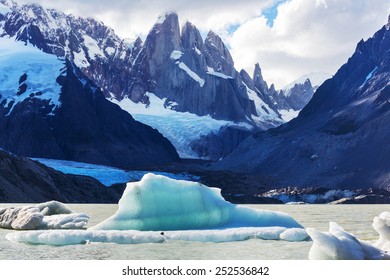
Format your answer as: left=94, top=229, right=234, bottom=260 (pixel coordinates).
left=0, top=59, right=179, bottom=169
left=190, top=126, right=253, bottom=161
left=0, top=149, right=125, bottom=203
left=216, top=18, right=390, bottom=190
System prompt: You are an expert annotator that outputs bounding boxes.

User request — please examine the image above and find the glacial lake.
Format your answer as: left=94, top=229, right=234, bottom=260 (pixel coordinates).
left=0, top=204, right=388, bottom=260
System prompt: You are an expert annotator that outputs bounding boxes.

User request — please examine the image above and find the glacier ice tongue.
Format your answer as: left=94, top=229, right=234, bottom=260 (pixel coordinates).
left=89, top=173, right=303, bottom=231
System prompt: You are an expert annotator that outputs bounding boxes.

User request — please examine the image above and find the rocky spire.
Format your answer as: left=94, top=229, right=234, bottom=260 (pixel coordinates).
left=143, top=12, right=182, bottom=77
left=181, top=21, right=204, bottom=51
left=253, top=63, right=269, bottom=95
left=204, top=30, right=235, bottom=76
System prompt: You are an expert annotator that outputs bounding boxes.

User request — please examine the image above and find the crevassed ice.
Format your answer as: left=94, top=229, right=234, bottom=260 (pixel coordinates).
left=110, top=93, right=252, bottom=159
left=0, top=37, right=64, bottom=114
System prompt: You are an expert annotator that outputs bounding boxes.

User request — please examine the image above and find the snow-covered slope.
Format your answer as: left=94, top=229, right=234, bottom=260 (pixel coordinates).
left=0, top=37, right=64, bottom=115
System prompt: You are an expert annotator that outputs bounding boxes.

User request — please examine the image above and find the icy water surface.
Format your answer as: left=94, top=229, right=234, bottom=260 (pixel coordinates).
left=0, top=204, right=388, bottom=260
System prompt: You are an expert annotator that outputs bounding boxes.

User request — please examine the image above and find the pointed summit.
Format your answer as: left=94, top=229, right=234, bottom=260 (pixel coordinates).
left=204, top=30, right=235, bottom=76
left=386, top=14, right=390, bottom=30
left=181, top=21, right=203, bottom=51
left=253, top=63, right=268, bottom=94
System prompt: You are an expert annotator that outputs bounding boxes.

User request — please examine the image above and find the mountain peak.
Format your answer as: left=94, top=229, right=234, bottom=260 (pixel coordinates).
left=156, top=11, right=178, bottom=25
left=204, top=30, right=234, bottom=74
left=181, top=20, right=203, bottom=50
left=253, top=63, right=269, bottom=94
left=386, top=14, right=390, bottom=30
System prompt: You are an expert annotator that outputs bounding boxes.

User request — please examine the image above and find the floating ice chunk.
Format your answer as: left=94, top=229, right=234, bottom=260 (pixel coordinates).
left=90, top=173, right=302, bottom=231
left=307, top=222, right=390, bottom=260
left=373, top=211, right=390, bottom=251
left=280, top=228, right=309, bottom=242
left=6, top=227, right=307, bottom=246
left=0, top=207, right=43, bottom=230
left=0, top=201, right=89, bottom=230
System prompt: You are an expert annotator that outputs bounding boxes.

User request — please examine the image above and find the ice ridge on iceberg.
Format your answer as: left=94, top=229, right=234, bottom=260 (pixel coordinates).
left=90, top=173, right=303, bottom=231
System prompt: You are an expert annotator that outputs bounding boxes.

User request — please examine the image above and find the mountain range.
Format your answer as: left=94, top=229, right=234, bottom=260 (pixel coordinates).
left=215, top=15, right=390, bottom=190
left=0, top=0, right=323, bottom=160
left=1, top=0, right=389, bottom=202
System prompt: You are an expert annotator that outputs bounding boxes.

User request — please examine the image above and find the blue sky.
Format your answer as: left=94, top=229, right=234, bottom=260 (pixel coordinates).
left=262, top=0, right=286, bottom=27
left=16, top=0, right=390, bottom=88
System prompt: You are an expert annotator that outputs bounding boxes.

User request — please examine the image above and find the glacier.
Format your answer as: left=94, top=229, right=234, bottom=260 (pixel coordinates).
left=5, top=173, right=307, bottom=246
left=32, top=158, right=199, bottom=186
left=110, top=93, right=252, bottom=159
left=0, top=37, right=65, bottom=115
left=90, top=173, right=303, bottom=231
left=306, top=212, right=390, bottom=260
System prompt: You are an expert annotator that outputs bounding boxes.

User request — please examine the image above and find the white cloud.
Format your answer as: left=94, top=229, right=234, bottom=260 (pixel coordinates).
left=16, top=0, right=390, bottom=88
left=229, top=0, right=390, bottom=87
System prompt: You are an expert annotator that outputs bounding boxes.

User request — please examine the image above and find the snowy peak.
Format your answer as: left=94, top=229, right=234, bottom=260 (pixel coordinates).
left=282, top=72, right=331, bottom=93
left=149, top=11, right=181, bottom=50
left=0, top=0, right=135, bottom=99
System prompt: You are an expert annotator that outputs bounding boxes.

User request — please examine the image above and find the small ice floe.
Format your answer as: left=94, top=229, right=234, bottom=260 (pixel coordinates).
left=307, top=219, right=390, bottom=260
left=0, top=201, right=88, bottom=230
left=6, top=227, right=309, bottom=246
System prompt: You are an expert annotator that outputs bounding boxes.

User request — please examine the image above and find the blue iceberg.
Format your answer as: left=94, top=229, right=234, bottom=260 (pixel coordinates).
left=90, top=173, right=302, bottom=231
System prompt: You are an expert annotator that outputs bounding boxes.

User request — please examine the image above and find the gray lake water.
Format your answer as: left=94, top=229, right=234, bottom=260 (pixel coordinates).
left=0, top=204, right=388, bottom=260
